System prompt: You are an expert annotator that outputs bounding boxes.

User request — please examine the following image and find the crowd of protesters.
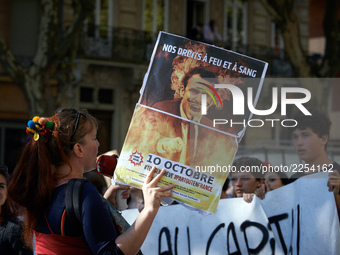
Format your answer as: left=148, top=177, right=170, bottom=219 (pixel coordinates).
left=1, top=107, right=339, bottom=254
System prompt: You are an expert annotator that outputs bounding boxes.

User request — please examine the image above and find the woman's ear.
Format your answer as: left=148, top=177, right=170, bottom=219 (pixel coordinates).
left=73, top=143, right=84, bottom=158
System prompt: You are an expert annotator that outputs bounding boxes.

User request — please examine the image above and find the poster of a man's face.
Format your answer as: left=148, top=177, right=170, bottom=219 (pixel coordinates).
left=181, top=74, right=213, bottom=120
left=180, top=71, right=217, bottom=121
left=115, top=32, right=268, bottom=214
left=139, top=32, right=267, bottom=138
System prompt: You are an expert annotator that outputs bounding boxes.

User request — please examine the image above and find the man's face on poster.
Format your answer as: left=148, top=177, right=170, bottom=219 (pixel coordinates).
left=180, top=74, right=214, bottom=120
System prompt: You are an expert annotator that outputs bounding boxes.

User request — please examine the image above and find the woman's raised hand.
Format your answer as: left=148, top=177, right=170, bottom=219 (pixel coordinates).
left=142, top=166, right=175, bottom=211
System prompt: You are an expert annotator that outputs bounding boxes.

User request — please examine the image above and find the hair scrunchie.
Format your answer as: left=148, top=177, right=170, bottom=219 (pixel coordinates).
left=26, top=116, right=54, bottom=143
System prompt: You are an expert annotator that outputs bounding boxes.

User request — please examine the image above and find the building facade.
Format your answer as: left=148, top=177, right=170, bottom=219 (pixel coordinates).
left=2, top=0, right=338, bottom=171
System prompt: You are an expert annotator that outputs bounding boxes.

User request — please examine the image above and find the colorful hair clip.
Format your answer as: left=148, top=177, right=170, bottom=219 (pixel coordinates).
left=26, top=116, right=54, bottom=143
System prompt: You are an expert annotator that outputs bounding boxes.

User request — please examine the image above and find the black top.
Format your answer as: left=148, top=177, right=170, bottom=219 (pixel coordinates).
left=0, top=217, right=33, bottom=255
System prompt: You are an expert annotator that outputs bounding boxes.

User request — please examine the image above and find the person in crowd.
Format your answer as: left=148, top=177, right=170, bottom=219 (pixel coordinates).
left=202, top=20, right=223, bottom=45
left=229, top=157, right=264, bottom=203
left=265, top=170, right=289, bottom=190
left=188, top=23, right=203, bottom=41
left=220, top=177, right=234, bottom=199
left=220, top=177, right=229, bottom=199
left=8, top=109, right=175, bottom=255
left=251, top=110, right=340, bottom=219
left=83, top=169, right=108, bottom=195
left=0, top=166, right=33, bottom=255
left=127, top=188, right=145, bottom=212
left=255, top=169, right=289, bottom=199
left=94, top=151, right=131, bottom=210
left=288, top=109, right=340, bottom=218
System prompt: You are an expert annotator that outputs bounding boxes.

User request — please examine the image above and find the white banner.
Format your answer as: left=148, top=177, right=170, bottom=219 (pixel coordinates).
left=122, top=172, right=340, bottom=254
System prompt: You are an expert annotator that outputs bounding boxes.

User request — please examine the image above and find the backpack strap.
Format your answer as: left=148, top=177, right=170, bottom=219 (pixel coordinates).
left=63, top=179, right=143, bottom=254
left=63, top=178, right=87, bottom=236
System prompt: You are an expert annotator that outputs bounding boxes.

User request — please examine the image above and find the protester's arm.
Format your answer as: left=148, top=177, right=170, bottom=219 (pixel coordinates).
left=243, top=193, right=255, bottom=203
left=104, top=184, right=131, bottom=209
left=245, top=182, right=270, bottom=202
left=115, top=167, right=175, bottom=255
left=327, top=171, right=340, bottom=220
left=254, top=183, right=267, bottom=200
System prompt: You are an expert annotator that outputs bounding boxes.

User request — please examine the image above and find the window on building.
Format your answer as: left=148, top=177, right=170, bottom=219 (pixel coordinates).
left=144, top=0, right=168, bottom=38
left=271, top=22, right=285, bottom=59
left=98, top=89, right=114, bottom=104
left=186, top=0, right=207, bottom=40
left=224, top=0, right=247, bottom=51
left=80, top=87, right=94, bottom=103
left=83, top=0, right=113, bottom=57
left=271, top=22, right=293, bottom=76
left=85, top=0, right=113, bottom=39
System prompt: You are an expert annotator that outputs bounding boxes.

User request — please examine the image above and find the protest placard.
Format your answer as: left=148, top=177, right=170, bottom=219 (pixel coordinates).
left=122, top=173, right=340, bottom=254
left=115, top=32, right=268, bottom=213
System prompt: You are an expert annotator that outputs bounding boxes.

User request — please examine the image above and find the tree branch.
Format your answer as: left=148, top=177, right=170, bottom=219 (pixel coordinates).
left=258, top=0, right=283, bottom=24
left=0, top=38, right=26, bottom=86
left=32, top=0, right=57, bottom=69
left=259, top=0, right=313, bottom=77
left=47, top=0, right=94, bottom=65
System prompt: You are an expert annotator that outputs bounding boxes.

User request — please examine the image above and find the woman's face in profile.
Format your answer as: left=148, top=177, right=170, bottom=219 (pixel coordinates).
left=265, top=172, right=284, bottom=191
left=0, top=174, right=7, bottom=208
